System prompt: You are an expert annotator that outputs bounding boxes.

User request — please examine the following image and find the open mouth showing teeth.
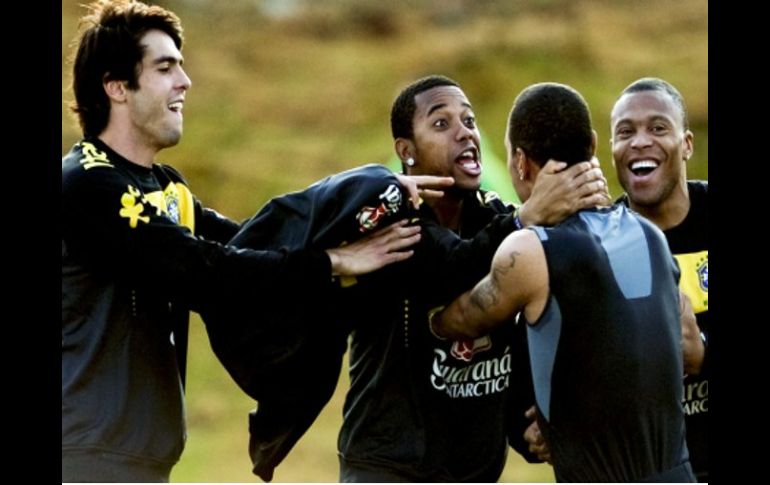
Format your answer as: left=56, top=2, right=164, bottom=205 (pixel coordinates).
left=630, top=160, right=658, bottom=176
left=456, top=149, right=477, bottom=163
left=456, top=148, right=481, bottom=174
left=168, top=101, right=183, bottom=112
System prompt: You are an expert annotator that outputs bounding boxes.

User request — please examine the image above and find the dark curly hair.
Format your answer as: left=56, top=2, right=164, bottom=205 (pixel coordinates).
left=619, top=77, right=688, bottom=130
left=507, top=82, right=593, bottom=168
left=390, top=75, right=460, bottom=140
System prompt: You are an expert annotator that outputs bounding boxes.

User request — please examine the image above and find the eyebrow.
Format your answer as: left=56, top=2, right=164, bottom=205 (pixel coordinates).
left=612, top=118, right=632, bottom=129
left=153, top=55, right=184, bottom=66
left=426, top=101, right=472, bottom=117
left=613, top=114, right=673, bottom=128
left=648, top=115, right=673, bottom=124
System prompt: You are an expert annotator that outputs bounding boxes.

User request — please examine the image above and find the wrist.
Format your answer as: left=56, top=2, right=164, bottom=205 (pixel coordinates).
left=513, top=206, right=527, bottom=229
left=684, top=332, right=707, bottom=377
left=696, top=331, right=707, bottom=374
left=698, top=331, right=709, bottom=376
left=428, top=305, right=447, bottom=340
left=326, top=249, right=342, bottom=276
left=516, top=204, right=531, bottom=228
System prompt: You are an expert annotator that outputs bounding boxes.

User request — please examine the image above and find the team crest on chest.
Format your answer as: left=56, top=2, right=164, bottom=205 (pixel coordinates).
left=165, top=192, right=180, bottom=224
left=697, top=257, right=708, bottom=292
left=161, top=183, right=182, bottom=224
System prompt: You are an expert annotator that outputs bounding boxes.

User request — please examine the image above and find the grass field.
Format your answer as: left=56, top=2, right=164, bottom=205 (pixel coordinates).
left=62, top=0, right=707, bottom=481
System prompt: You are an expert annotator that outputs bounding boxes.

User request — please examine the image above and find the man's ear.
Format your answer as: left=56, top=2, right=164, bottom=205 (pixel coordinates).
left=395, top=138, right=413, bottom=161
left=103, top=77, right=128, bottom=103
left=682, top=129, right=694, bottom=162
left=395, top=137, right=415, bottom=172
left=608, top=136, right=615, bottom=167
left=515, top=147, right=527, bottom=180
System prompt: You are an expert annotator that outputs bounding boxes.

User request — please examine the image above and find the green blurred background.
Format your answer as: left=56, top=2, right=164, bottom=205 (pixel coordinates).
left=62, top=0, right=707, bottom=481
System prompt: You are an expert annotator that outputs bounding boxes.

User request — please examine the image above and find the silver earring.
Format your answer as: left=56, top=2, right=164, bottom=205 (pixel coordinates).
left=406, top=157, right=415, bottom=167
left=518, top=170, right=524, bottom=181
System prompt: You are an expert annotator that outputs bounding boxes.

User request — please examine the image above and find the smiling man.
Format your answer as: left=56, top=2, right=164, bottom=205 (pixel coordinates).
left=610, top=77, right=709, bottom=482
left=430, top=82, right=695, bottom=482
left=61, top=1, right=422, bottom=481
left=611, top=78, right=695, bottom=228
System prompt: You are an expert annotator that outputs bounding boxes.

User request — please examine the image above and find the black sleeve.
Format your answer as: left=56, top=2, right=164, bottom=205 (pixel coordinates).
left=414, top=213, right=518, bottom=305
left=61, top=165, right=331, bottom=314
left=194, top=198, right=241, bottom=243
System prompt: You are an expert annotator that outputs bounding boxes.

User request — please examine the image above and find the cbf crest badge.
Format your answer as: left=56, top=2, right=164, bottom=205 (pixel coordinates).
left=165, top=192, right=181, bottom=224
left=162, top=183, right=181, bottom=224
left=697, top=257, right=708, bottom=292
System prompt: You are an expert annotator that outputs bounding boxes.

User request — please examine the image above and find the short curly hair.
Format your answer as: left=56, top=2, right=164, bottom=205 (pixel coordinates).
left=390, top=75, right=460, bottom=140
left=507, top=82, right=593, bottom=168
left=619, top=77, right=689, bottom=130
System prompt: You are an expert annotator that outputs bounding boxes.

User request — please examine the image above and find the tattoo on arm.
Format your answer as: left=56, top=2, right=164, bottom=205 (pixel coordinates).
left=505, top=250, right=519, bottom=270
left=469, top=250, right=520, bottom=312
left=470, top=278, right=498, bottom=311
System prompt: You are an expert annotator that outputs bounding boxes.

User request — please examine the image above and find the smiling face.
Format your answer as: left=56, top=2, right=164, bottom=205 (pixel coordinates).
left=409, top=85, right=482, bottom=191
left=610, top=90, right=693, bottom=209
left=125, top=29, right=191, bottom=152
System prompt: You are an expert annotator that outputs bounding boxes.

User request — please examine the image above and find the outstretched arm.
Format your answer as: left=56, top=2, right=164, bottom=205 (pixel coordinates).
left=518, top=158, right=610, bottom=227
left=326, top=219, right=421, bottom=276
left=430, top=230, right=548, bottom=340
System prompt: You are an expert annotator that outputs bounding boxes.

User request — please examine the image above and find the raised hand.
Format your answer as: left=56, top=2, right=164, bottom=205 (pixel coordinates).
left=523, top=405, right=552, bottom=464
left=395, top=174, right=455, bottom=208
left=519, top=157, right=610, bottom=227
left=326, top=219, right=421, bottom=276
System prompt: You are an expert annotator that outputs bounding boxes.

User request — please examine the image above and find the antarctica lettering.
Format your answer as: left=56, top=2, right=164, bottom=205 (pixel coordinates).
left=683, top=378, right=708, bottom=415
left=430, top=345, right=512, bottom=398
